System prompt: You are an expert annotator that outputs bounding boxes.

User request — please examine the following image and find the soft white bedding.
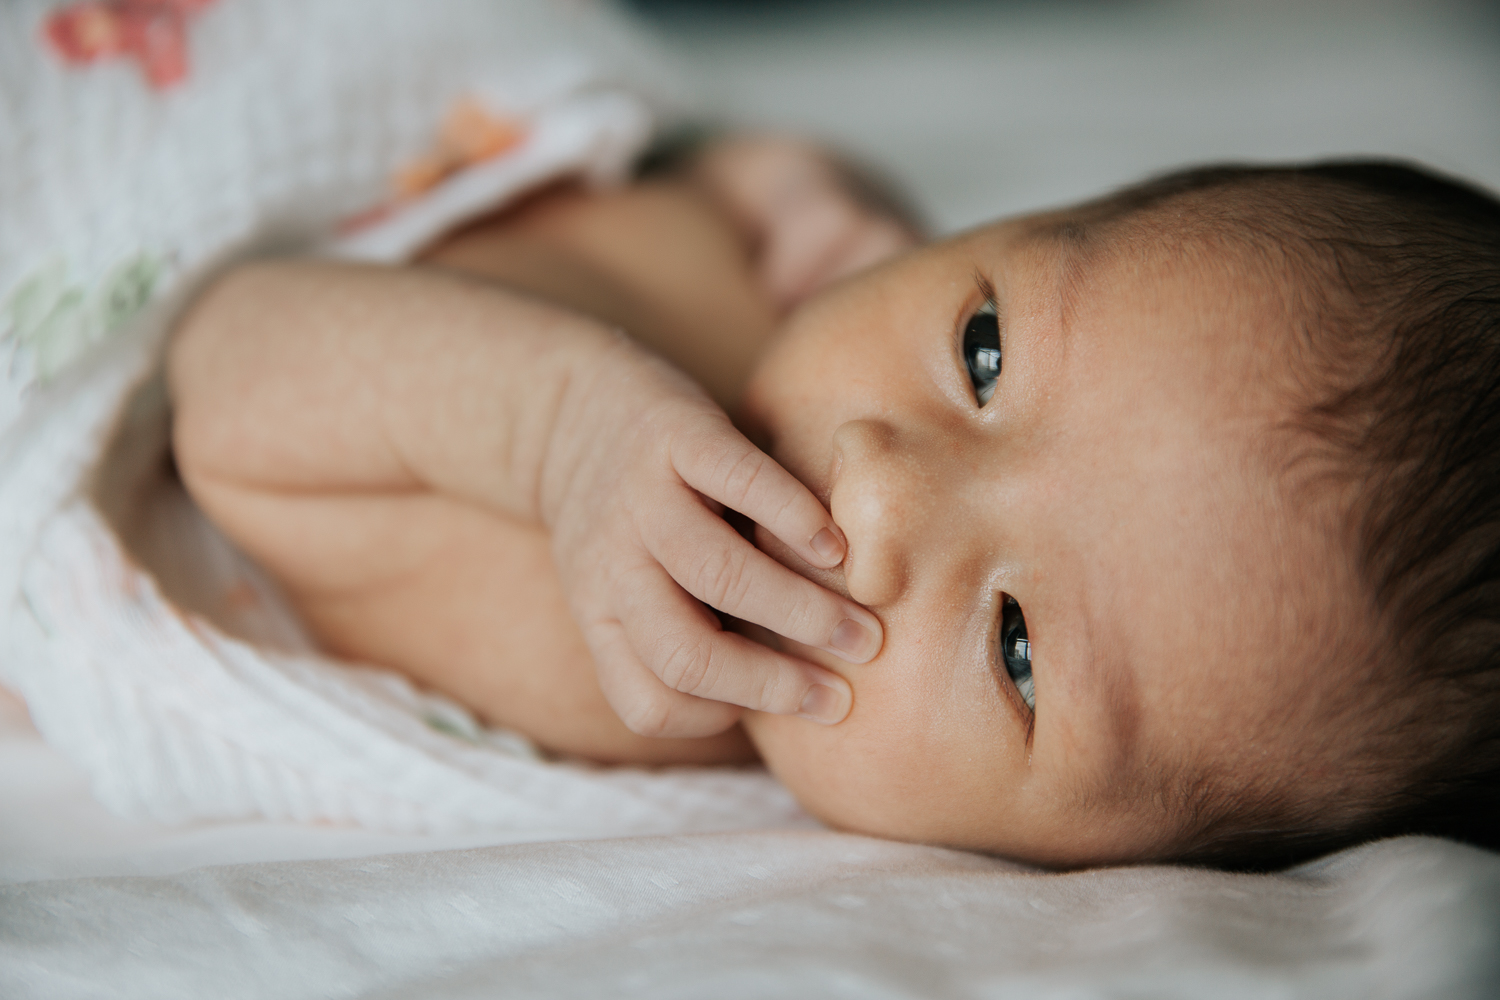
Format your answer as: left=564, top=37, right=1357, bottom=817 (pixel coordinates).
left=5, top=689, right=1500, bottom=998
left=0, top=0, right=820, bottom=845
left=4, top=1, right=1500, bottom=996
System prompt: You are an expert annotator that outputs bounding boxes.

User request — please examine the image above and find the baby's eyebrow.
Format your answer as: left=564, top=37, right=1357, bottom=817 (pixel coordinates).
left=973, top=269, right=998, bottom=303
left=1051, top=223, right=1093, bottom=345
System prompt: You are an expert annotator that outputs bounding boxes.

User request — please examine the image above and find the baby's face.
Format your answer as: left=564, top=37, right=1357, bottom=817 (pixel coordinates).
left=737, top=209, right=1376, bottom=866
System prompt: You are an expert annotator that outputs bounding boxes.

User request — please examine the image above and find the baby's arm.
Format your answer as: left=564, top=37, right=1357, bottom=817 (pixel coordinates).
left=169, top=261, right=881, bottom=743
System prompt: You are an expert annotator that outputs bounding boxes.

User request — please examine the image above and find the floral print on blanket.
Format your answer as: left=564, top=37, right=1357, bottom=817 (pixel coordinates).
left=44, top=0, right=217, bottom=90
left=339, top=97, right=530, bottom=234
left=3, top=254, right=162, bottom=383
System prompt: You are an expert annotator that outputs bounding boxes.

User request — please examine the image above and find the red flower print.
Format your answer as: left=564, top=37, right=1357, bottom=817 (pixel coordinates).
left=44, top=0, right=216, bottom=90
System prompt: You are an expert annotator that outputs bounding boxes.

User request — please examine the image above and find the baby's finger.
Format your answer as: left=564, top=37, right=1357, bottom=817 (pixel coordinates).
left=671, top=423, right=847, bottom=571
left=617, top=564, right=854, bottom=724
left=647, top=496, right=882, bottom=664
left=585, top=615, right=745, bottom=739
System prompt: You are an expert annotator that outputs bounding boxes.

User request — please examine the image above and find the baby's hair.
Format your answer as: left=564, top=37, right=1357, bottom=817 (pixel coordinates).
left=1088, top=160, right=1500, bottom=870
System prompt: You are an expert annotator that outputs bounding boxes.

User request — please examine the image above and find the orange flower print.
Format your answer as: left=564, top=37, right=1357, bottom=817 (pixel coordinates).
left=338, top=96, right=530, bottom=237
left=393, top=97, right=528, bottom=197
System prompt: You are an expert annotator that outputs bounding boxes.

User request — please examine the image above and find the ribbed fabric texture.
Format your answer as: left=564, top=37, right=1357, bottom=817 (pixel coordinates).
left=0, top=0, right=809, bottom=837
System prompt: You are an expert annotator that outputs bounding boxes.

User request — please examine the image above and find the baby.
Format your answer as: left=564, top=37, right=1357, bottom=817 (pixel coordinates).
left=167, top=137, right=1500, bottom=870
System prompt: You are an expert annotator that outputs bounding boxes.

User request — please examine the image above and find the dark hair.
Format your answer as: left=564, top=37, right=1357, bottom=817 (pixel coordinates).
left=1093, top=160, right=1500, bottom=871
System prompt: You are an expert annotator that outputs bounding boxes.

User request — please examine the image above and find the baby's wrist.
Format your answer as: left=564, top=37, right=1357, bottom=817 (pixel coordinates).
left=531, top=326, right=640, bottom=529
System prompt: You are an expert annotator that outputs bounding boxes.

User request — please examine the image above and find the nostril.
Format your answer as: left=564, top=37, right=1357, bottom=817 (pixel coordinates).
left=829, top=420, right=909, bottom=607
left=832, top=488, right=906, bottom=607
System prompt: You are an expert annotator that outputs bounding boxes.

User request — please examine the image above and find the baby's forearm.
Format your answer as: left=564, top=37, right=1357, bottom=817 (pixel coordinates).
left=169, top=260, right=615, bottom=522
left=168, top=255, right=870, bottom=753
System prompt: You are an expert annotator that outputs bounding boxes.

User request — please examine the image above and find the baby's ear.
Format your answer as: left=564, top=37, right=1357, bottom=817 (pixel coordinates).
left=685, top=135, right=924, bottom=312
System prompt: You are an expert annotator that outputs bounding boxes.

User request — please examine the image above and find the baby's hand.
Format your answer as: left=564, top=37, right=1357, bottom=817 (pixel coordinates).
left=693, top=136, right=922, bottom=312
left=541, top=332, right=882, bottom=738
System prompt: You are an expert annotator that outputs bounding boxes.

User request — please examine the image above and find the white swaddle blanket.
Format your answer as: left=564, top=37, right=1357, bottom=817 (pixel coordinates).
left=0, top=0, right=809, bottom=837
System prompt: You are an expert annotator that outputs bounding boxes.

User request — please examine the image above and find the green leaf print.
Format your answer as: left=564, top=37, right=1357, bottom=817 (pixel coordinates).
left=3, top=252, right=162, bottom=383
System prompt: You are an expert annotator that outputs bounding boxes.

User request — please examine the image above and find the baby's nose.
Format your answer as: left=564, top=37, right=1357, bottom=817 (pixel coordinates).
left=828, top=419, right=936, bottom=607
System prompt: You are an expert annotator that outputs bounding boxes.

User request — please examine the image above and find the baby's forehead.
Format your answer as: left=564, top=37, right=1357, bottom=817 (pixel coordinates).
left=999, top=184, right=1292, bottom=271
left=986, top=208, right=1378, bottom=816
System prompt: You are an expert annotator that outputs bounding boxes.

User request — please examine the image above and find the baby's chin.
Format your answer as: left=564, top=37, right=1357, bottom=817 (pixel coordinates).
left=736, top=618, right=965, bottom=848
left=726, top=558, right=872, bottom=829
left=740, top=695, right=874, bottom=835
left=741, top=687, right=1001, bottom=853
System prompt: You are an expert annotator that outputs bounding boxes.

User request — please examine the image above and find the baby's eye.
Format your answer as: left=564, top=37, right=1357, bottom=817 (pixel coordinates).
left=963, top=299, right=1001, bottom=405
left=1000, top=595, right=1033, bottom=710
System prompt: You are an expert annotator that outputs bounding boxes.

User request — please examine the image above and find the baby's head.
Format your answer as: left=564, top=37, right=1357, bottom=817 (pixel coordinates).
left=736, top=161, right=1500, bottom=869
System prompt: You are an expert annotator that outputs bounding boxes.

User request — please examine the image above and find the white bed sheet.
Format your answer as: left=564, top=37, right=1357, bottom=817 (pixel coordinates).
left=6, top=680, right=1500, bottom=998
left=5, top=794, right=1500, bottom=998
left=5, top=1, right=1500, bottom=996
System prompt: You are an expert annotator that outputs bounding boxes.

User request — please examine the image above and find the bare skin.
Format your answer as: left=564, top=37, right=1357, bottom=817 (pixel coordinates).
left=739, top=208, right=1385, bottom=865
left=171, top=146, right=908, bottom=765
left=426, top=179, right=782, bottom=412
left=171, top=186, right=752, bottom=764
left=383, top=179, right=794, bottom=762
left=171, top=149, right=1384, bottom=866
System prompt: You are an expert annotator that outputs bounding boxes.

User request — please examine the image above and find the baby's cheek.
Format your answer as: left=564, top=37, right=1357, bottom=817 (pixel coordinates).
left=744, top=622, right=1046, bottom=853
left=743, top=676, right=990, bottom=843
left=742, top=708, right=892, bottom=831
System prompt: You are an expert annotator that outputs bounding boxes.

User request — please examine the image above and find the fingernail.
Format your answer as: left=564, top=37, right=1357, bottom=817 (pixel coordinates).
left=810, top=527, right=844, bottom=566
left=828, top=618, right=879, bottom=663
left=798, top=683, right=850, bottom=725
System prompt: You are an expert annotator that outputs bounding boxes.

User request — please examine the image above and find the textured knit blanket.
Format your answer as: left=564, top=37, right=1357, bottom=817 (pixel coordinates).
left=0, top=0, right=808, bottom=837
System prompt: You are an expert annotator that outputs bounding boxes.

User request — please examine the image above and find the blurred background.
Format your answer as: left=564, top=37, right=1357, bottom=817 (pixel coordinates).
left=623, top=0, right=1500, bottom=233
